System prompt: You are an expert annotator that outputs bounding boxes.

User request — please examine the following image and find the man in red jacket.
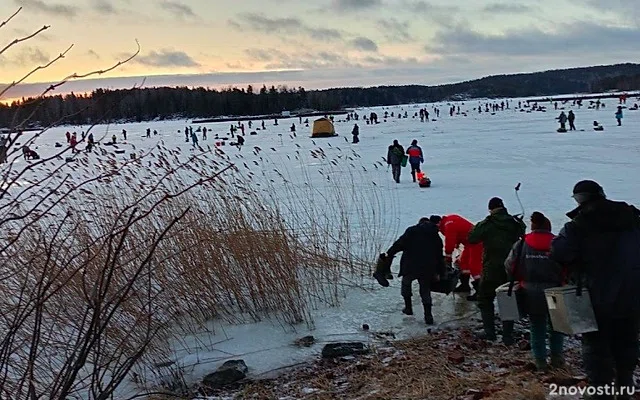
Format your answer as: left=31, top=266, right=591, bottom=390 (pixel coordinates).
left=430, top=215, right=483, bottom=300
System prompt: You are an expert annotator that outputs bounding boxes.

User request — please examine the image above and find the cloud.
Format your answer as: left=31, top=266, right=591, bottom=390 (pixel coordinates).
left=361, top=55, right=419, bottom=66
left=93, top=0, right=117, bottom=14
left=377, top=18, right=413, bottom=43
left=585, top=0, right=640, bottom=24
left=331, top=0, right=382, bottom=11
left=349, top=37, right=379, bottom=52
left=481, top=3, right=532, bottom=14
left=87, top=49, right=101, bottom=60
left=159, top=1, right=196, bottom=18
left=135, top=50, right=200, bottom=67
left=426, top=23, right=640, bottom=57
left=402, top=1, right=460, bottom=27
left=242, top=47, right=360, bottom=70
left=14, top=0, right=78, bottom=18
left=230, top=14, right=343, bottom=42
left=242, top=46, right=420, bottom=71
left=0, top=47, right=49, bottom=67
left=244, top=48, right=274, bottom=62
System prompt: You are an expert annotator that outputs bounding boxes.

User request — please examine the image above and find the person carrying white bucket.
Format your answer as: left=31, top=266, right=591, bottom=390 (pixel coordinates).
left=551, top=180, right=640, bottom=398
left=505, top=212, right=566, bottom=372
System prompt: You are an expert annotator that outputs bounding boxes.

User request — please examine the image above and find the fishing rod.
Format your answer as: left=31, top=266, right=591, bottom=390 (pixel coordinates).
left=514, top=182, right=525, bottom=219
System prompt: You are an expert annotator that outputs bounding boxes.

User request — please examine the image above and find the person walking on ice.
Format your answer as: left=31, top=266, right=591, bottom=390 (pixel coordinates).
left=383, top=217, right=446, bottom=325
left=406, top=140, right=424, bottom=183
left=616, top=106, right=624, bottom=126
left=386, top=140, right=404, bottom=183
left=505, top=212, right=565, bottom=371
left=190, top=130, right=199, bottom=147
left=468, top=197, right=526, bottom=344
left=568, top=110, right=576, bottom=131
left=551, top=180, right=640, bottom=396
left=351, top=124, right=359, bottom=144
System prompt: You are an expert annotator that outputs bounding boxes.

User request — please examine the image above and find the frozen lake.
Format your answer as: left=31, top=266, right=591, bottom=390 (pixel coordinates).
left=9, top=96, right=640, bottom=393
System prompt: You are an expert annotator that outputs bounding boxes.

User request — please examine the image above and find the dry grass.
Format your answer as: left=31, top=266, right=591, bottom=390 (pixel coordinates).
left=223, top=328, right=584, bottom=400
left=0, top=135, right=395, bottom=398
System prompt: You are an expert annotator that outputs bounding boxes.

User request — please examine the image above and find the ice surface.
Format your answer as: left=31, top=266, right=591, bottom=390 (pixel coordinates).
left=9, top=97, right=640, bottom=393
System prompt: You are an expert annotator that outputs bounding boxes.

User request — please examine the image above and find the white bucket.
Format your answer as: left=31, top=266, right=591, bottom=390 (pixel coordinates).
left=545, top=285, right=598, bottom=335
left=495, top=282, right=523, bottom=321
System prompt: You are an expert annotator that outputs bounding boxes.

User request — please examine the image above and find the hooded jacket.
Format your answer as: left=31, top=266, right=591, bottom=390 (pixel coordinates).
left=558, top=113, right=568, bottom=124
left=387, top=144, right=404, bottom=165
left=387, top=221, right=445, bottom=279
left=468, top=208, right=526, bottom=283
left=550, top=198, right=640, bottom=318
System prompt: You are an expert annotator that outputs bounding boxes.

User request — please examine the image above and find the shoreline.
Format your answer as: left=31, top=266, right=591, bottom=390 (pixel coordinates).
left=196, top=318, right=593, bottom=400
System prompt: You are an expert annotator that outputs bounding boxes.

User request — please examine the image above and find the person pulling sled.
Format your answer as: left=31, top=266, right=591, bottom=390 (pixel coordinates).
left=406, top=140, right=424, bottom=183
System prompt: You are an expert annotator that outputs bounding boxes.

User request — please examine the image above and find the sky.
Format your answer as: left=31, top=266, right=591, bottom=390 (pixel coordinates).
left=1, top=0, right=640, bottom=99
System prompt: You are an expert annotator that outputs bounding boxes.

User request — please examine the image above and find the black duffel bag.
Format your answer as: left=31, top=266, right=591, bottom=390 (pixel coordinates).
left=373, top=253, right=394, bottom=287
left=431, top=266, right=461, bottom=295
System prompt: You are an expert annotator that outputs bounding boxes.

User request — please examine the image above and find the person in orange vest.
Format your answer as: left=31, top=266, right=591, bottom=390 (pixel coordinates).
left=406, top=139, right=424, bottom=183
left=430, top=214, right=483, bottom=300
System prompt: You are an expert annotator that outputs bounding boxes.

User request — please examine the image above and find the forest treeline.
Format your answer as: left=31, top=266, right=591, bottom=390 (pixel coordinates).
left=2, top=63, right=640, bottom=128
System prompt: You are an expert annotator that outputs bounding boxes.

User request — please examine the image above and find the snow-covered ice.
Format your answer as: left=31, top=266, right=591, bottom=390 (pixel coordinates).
left=9, top=97, right=640, bottom=393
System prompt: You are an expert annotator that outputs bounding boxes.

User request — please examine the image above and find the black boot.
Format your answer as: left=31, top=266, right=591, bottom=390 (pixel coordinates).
left=454, top=274, right=471, bottom=292
left=402, top=297, right=413, bottom=315
left=476, top=307, right=496, bottom=341
left=466, top=280, right=479, bottom=301
left=424, top=303, right=434, bottom=325
left=502, top=321, right=515, bottom=346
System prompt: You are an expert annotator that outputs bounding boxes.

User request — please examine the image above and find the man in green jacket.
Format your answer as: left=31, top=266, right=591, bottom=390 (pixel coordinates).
left=468, top=197, right=526, bottom=344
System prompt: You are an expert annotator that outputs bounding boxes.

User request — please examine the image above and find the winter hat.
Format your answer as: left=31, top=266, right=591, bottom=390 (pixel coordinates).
left=393, top=139, right=399, bottom=145
left=418, top=217, right=431, bottom=225
left=572, top=180, right=606, bottom=204
left=429, top=215, right=442, bottom=225
left=530, top=211, right=551, bottom=231
left=488, top=197, right=505, bottom=210
left=411, top=139, right=418, bottom=146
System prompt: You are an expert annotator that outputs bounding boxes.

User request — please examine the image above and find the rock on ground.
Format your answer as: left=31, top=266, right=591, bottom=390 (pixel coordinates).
left=202, top=360, right=248, bottom=389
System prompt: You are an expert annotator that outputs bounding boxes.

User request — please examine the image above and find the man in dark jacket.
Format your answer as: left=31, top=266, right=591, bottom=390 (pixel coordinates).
left=550, top=180, right=640, bottom=398
left=568, top=110, right=576, bottom=131
left=386, top=140, right=404, bottom=183
left=468, top=197, right=526, bottom=344
left=385, top=217, right=446, bottom=325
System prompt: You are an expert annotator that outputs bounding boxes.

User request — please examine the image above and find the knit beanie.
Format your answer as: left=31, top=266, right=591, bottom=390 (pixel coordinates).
left=572, top=180, right=605, bottom=204
left=488, top=197, right=504, bottom=210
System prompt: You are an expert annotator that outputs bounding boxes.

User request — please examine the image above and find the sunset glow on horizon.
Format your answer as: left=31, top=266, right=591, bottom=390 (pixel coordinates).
left=1, top=0, right=639, bottom=98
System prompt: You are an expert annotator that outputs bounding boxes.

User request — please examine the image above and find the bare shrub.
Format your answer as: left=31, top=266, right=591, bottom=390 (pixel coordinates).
left=0, top=8, right=395, bottom=399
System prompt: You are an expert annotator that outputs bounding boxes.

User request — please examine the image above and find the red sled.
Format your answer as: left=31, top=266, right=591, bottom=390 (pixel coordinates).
left=419, top=178, right=431, bottom=187
left=416, top=172, right=431, bottom=187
